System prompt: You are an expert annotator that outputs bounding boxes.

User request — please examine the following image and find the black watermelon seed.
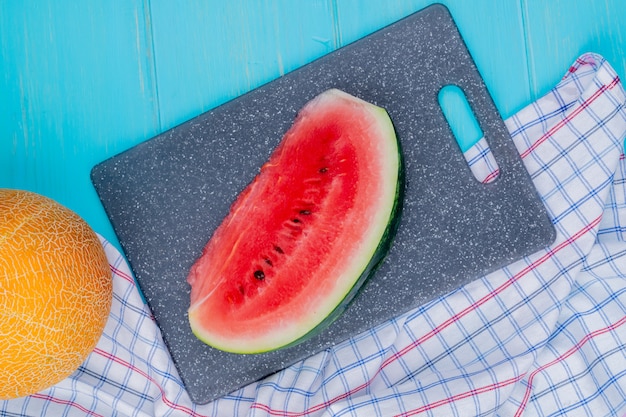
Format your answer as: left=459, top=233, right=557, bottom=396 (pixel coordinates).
left=319, top=167, right=328, bottom=173
left=292, top=218, right=301, bottom=223
left=274, top=246, right=284, bottom=254
left=264, top=258, right=273, bottom=266
left=254, top=270, right=265, bottom=280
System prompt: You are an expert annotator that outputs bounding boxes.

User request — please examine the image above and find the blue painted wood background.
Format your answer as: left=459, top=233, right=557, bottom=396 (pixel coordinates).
left=2, top=1, right=625, bottom=250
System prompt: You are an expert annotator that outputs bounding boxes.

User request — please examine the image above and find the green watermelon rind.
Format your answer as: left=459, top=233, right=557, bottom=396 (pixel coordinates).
left=188, top=90, right=403, bottom=354
left=277, top=128, right=404, bottom=352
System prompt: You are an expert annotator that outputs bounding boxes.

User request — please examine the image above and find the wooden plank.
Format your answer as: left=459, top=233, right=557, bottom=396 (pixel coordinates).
left=522, top=0, right=626, bottom=101
left=148, top=0, right=339, bottom=131
left=0, top=0, right=160, bottom=245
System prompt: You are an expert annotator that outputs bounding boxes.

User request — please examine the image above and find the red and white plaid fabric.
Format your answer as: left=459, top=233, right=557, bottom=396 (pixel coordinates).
left=2, top=53, right=626, bottom=416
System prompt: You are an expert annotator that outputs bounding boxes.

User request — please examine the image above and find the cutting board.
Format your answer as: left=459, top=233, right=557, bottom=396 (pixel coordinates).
left=91, top=4, right=555, bottom=404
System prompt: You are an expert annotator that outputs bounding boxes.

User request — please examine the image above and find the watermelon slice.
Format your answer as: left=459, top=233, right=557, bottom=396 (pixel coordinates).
left=187, top=89, right=402, bottom=354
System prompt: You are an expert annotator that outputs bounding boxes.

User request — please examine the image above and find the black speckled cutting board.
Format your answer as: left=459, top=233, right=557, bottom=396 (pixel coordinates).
left=91, top=4, right=555, bottom=404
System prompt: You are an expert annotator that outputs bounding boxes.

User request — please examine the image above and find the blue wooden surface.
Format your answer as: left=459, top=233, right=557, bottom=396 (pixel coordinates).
left=1, top=1, right=625, bottom=250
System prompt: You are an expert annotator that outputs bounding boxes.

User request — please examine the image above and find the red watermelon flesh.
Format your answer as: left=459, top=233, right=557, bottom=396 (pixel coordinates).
left=187, top=89, right=401, bottom=354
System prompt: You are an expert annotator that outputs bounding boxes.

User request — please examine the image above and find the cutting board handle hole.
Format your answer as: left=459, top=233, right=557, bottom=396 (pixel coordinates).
left=439, top=85, right=500, bottom=183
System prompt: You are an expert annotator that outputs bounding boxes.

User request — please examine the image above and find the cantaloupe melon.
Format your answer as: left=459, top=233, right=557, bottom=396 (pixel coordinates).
left=0, top=189, right=112, bottom=399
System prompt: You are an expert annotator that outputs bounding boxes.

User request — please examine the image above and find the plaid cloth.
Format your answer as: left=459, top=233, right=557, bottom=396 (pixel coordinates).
left=2, top=52, right=626, bottom=416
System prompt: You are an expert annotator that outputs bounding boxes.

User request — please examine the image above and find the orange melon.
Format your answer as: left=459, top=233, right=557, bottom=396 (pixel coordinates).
left=0, top=189, right=112, bottom=399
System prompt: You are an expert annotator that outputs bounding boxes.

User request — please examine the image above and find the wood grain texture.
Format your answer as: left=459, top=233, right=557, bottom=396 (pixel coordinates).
left=0, top=0, right=159, bottom=246
left=522, top=0, right=626, bottom=100
left=149, top=0, right=338, bottom=131
left=1, top=0, right=624, bottom=248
